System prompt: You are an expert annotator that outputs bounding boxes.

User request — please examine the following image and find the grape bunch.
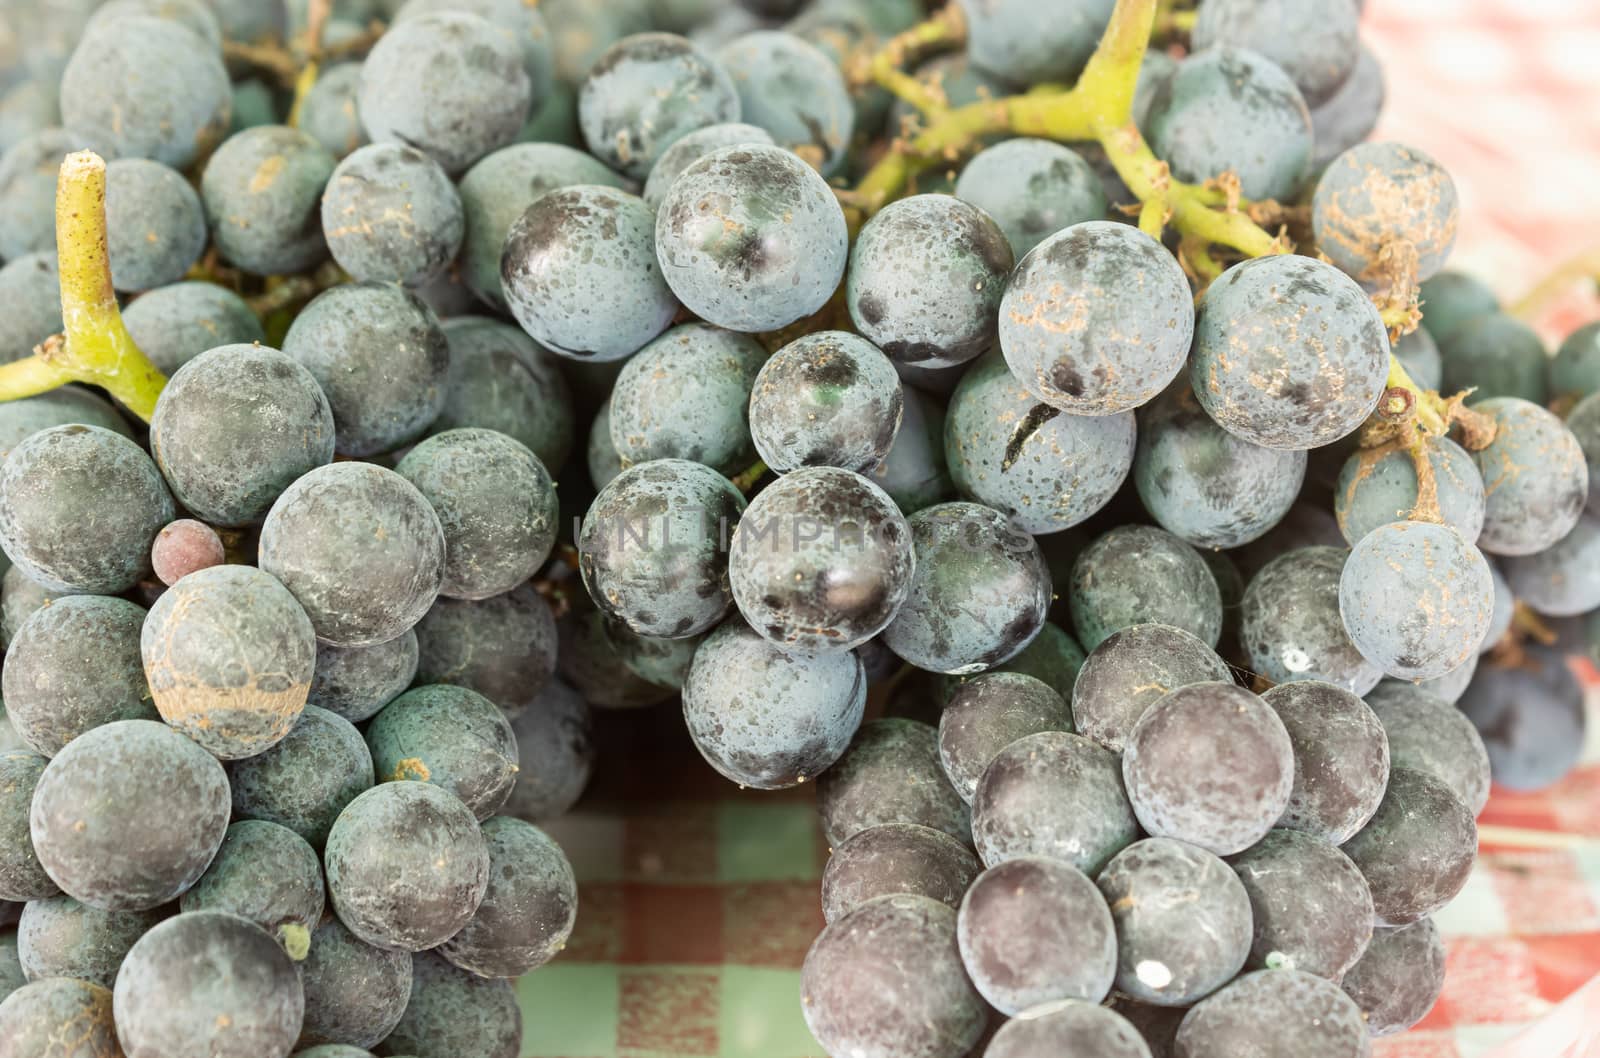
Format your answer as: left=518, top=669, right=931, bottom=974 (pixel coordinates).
left=0, top=0, right=1595, bottom=1056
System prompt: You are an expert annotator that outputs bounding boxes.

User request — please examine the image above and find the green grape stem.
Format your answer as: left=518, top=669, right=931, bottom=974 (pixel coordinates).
left=0, top=151, right=168, bottom=420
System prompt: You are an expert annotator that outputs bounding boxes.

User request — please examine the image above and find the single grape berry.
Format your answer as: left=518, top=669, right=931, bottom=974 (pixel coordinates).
left=297, top=61, right=368, bottom=158
left=1191, top=0, right=1360, bottom=106
left=432, top=315, right=575, bottom=473
left=971, top=730, right=1139, bottom=874
left=150, top=519, right=226, bottom=586
left=227, top=705, right=374, bottom=850
left=937, top=672, right=1071, bottom=803
left=1340, top=918, right=1447, bottom=1037
left=868, top=378, right=954, bottom=516
left=987, top=1001, right=1153, bottom=1058
left=816, top=718, right=971, bottom=849
left=504, top=678, right=594, bottom=823
left=178, top=820, right=325, bottom=960
left=307, top=632, right=418, bottom=724
left=200, top=126, right=337, bottom=276
left=749, top=330, right=904, bottom=474
left=119, top=280, right=265, bottom=375
left=820, top=823, right=981, bottom=924
left=641, top=121, right=776, bottom=209
left=0, top=252, right=63, bottom=364
left=380, top=951, right=522, bottom=1058
left=654, top=143, right=848, bottom=332
left=1341, top=766, right=1477, bottom=925
left=1470, top=397, right=1589, bottom=556
left=1069, top=525, right=1223, bottom=651
left=956, top=0, right=1114, bottom=86
left=1262, top=680, right=1390, bottom=844
left=954, top=138, right=1108, bottom=260
left=1314, top=141, right=1459, bottom=288
left=15, top=895, right=163, bottom=988
left=0, top=751, right=56, bottom=901
left=1240, top=546, right=1383, bottom=695
left=683, top=617, right=866, bottom=789
left=801, top=894, right=987, bottom=1058
left=367, top=684, right=519, bottom=819
left=1551, top=319, right=1600, bottom=400
left=1439, top=311, right=1548, bottom=406
left=0, top=978, right=120, bottom=1058
left=1070, top=623, right=1233, bottom=753
left=1458, top=649, right=1586, bottom=793
left=321, top=142, right=464, bottom=286
left=1394, top=322, right=1443, bottom=390
left=847, top=195, right=1014, bottom=371
left=413, top=586, right=560, bottom=716
left=502, top=184, right=678, bottom=362
left=1366, top=681, right=1490, bottom=815
left=1334, top=436, right=1485, bottom=545
left=716, top=30, right=855, bottom=175
left=999, top=221, right=1193, bottom=415
left=1501, top=512, right=1600, bottom=617
left=881, top=501, right=1051, bottom=674
left=1419, top=269, right=1500, bottom=344
left=437, top=816, right=578, bottom=978
left=1096, top=838, right=1253, bottom=1007
left=578, top=32, right=740, bottom=180
left=1191, top=253, right=1389, bottom=450
left=1172, top=968, right=1370, bottom=1058
left=1226, top=829, right=1374, bottom=979
left=1124, top=682, right=1295, bottom=855
left=295, top=917, right=411, bottom=1049
left=103, top=157, right=207, bottom=292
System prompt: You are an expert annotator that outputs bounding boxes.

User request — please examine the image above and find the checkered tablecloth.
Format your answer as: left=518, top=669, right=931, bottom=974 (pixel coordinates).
left=511, top=1, right=1600, bottom=1054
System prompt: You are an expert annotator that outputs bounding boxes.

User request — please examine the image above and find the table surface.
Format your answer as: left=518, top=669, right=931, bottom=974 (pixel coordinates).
left=514, top=1, right=1600, bottom=1055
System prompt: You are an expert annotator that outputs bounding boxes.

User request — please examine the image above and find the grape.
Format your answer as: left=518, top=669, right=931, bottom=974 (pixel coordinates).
left=396, top=428, right=557, bottom=600
left=817, top=718, right=970, bottom=848
left=60, top=16, right=230, bottom=169
left=579, top=459, right=743, bottom=639
left=298, top=62, right=369, bottom=159
left=944, top=352, right=1136, bottom=533
left=882, top=501, right=1051, bottom=673
left=320, top=143, right=463, bottom=286
left=150, top=343, right=335, bottom=527
left=503, top=678, right=594, bottom=822
left=1439, top=311, right=1548, bottom=405
left=358, top=12, right=533, bottom=174
left=1394, top=323, right=1442, bottom=390
left=1124, top=682, right=1294, bottom=855
left=0, top=80, right=58, bottom=156
left=1134, top=381, right=1307, bottom=550
left=1470, top=397, right=1589, bottom=555
left=988, top=1001, right=1153, bottom=1058
left=1339, top=520, right=1494, bottom=680
left=308, top=634, right=418, bottom=725
left=556, top=598, right=677, bottom=709
left=296, top=917, right=411, bottom=1049
left=608, top=323, right=767, bottom=473
left=384, top=951, right=523, bottom=1058
left=178, top=820, right=324, bottom=957
left=715, top=30, right=853, bottom=175
left=502, top=184, right=678, bottom=361
left=578, top=33, right=740, bottom=180
left=953, top=139, right=1108, bottom=260
left=1261, top=680, right=1388, bottom=844
left=0, top=978, right=120, bottom=1058
left=1551, top=320, right=1600, bottom=400
left=957, top=856, right=1116, bottom=1015
left=0, top=568, right=66, bottom=652
left=641, top=121, right=775, bottom=208
left=1226, top=829, right=1374, bottom=979
left=1365, top=683, right=1488, bottom=817
left=1192, top=0, right=1360, bottom=106
left=151, top=518, right=226, bottom=586
left=682, top=617, right=865, bottom=788
left=1, top=596, right=154, bottom=756
left=1069, top=525, right=1223, bottom=650
left=956, top=0, right=1113, bottom=86
left=454, top=142, right=626, bottom=311
left=258, top=462, right=446, bottom=647
left=1145, top=47, right=1312, bottom=202
left=88, top=0, right=223, bottom=48
left=1419, top=269, right=1499, bottom=344
left=284, top=283, right=450, bottom=457
left=937, top=672, right=1070, bottom=802
left=0, top=425, right=174, bottom=595
left=1502, top=512, right=1600, bottom=616
left=858, top=384, right=949, bottom=516
left=227, top=705, right=374, bottom=849
left=324, top=782, right=489, bottom=952
left=820, top=823, right=981, bottom=923
left=366, top=685, right=519, bottom=820
left=1096, top=838, right=1252, bottom=1006
left=751, top=331, right=904, bottom=473
left=201, top=126, right=336, bottom=276
left=730, top=467, right=912, bottom=652
left=15, top=896, right=162, bottom=987
left=1341, top=766, right=1476, bottom=925
left=113, top=911, right=302, bottom=1058
left=1071, top=624, right=1232, bottom=752
left=1309, top=44, right=1385, bottom=171
left=603, top=614, right=704, bottom=690
left=1459, top=649, right=1586, bottom=792
left=0, top=390, right=130, bottom=463
left=414, top=587, right=559, bottom=715
left=212, top=0, right=287, bottom=46
left=393, top=0, right=557, bottom=102
left=427, top=319, right=573, bottom=473
left=29, top=719, right=229, bottom=910
left=1241, top=546, right=1383, bottom=694
left=103, top=157, right=206, bottom=293
left=229, top=78, right=279, bottom=134
left=1340, top=918, right=1446, bottom=1037
left=544, top=0, right=653, bottom=84
left=655, top=143, right=848, bottom=332
left=848, top=195, right=1013, bottom=372
left=437, top=816, right=577, bottom=977
left=1192, top=254, right=1388, bottom=449
left=970, top=730, right=1138, bottom=874
left=1172, top=968, right=1369, bottom=1058
left=1334, top=436, right=1485, bottom=545
left=0, top=252, right=61, bottom=363
left=120, top=280, right=265, bottom=375
left=801, top=894, right=987, bottom=1058
left=0, top=930, right=18, bottom=1003
left=1000, top=222, right=1193, bottom=415
left=0, top=751, right=55, bottom=900
left=1569, top=391, right=1600, bottom=515
left=0, top=129, right=90, bottom=261
left=953, top=619, right=1086, bottom=703
left=1314, top=141, right=1459, bottom=288
left=1480, top=560, right=1515, bottom=652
